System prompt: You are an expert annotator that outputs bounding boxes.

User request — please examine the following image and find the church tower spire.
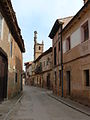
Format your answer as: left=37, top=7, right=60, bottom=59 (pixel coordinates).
left=34, top=31, right=44, bottom=60
left=34, top=31, right=37, bottom=45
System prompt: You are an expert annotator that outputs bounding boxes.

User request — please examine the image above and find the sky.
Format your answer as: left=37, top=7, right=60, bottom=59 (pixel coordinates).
left=11, top=0, right=83, bottom=67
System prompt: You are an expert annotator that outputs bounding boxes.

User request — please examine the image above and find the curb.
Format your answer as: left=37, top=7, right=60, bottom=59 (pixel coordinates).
left=3, top=93, right=24, bottom=120
left=47, top=93, right=90, bottom=117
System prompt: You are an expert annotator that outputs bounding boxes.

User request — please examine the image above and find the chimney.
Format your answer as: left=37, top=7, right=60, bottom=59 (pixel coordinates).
left=83, top=0, right=88, bottom=4
left=34, top=31, right=37, bottom=44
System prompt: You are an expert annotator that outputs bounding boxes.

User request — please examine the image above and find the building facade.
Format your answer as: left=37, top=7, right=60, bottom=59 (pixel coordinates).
left=34, top=47, right=53, bottom=89
left=62, top=0, right=90, bottom=106
left=49, top=17, right=73, bottom=95
left=0, top=0, right=25, bottom=101
left=24, top=61, right=32, bottom=85
left=49, top=0, right=90, bottom=106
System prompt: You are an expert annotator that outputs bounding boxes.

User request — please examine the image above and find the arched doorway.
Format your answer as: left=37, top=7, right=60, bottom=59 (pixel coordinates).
left=0, top=48, right=8, bottom=101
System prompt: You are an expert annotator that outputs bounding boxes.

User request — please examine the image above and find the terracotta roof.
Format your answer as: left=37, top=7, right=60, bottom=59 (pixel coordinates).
left=34, top=47, right=52, bottom=63
left=0, top=0, right=25, bottom=52
left=49, top=16, right=73, bottom=39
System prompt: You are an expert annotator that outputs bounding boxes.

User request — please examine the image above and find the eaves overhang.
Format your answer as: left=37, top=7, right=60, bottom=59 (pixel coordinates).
left=49, top=19, right=63, bottom=39
left=61, top=1, right=90, bottom=35
left=0, top=0, right=25, bottom=52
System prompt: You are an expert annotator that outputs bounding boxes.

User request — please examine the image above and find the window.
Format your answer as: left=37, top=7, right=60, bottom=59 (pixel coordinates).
left=82, top=21, right=89, bottom=42
left=44, top=61, right=45, bottom=67
left=0, top=15, right=2, bottom=38
left=8, top=31, right=11, bottom=42
left=39, top=46, right=41, bottom=50
left=55, top=71, right=57, bottom=85
left=47, top=60, right=48, bottom=65
left=54, top=47, right=56, bottom=65
left=59, top=70, right=61, bottom=86
left=58, top=41, right=61, bottom=51
left=15, top=72, right=17, bottom=83
left=10, top=41, right=12, bottom=57
left=66, top=36, right=71, bottom=51
left=84, top=70, right=89, bottom=86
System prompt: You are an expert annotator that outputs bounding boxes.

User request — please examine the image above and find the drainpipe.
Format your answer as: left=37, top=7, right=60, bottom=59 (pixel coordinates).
left=60, top=24, right=63, bottom=97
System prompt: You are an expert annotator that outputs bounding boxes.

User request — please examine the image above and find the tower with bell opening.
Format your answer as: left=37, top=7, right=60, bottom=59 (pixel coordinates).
left=34, top=31, right=44, bottom=60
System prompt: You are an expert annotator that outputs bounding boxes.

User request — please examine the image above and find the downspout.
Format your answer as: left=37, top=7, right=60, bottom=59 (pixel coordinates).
left=60, top=24, right=63, bottom=97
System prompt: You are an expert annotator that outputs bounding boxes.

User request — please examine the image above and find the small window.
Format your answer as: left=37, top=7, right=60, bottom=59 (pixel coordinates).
left=82, top=21, right=89, bottom=42
left=54, top=47, right=56, bottom=65
left=58, top=42, right=61, bottom=51
left=39, top=46, right=41, bottom=50
left=47, top=60, right=48, bottom=65
left=84, top=70, right=89, bottom=86
left=15, top=72, right=17, bottom=83
left=8, top=31, right=11, bottom=42
left=10, top=41, right=12, bottom=57
left=44, top=61, right=45, bottom=67
left=66, top=36, right=71, bottom=51
left=55, top=71, right=57, bottom=85
left=59, top=70, right=61, bottom=86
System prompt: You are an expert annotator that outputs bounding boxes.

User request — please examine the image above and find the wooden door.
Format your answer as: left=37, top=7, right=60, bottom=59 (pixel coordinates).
left=67, top=71, right=71, bottom=96
left=0, top=55, right=8, bottom=101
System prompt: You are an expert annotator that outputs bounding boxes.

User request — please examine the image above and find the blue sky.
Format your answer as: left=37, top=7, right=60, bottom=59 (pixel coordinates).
left=11, top=0, right=83, bottom=66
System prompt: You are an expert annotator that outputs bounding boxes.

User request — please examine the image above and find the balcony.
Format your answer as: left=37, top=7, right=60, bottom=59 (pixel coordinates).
left=35, top=64, right=42, bottom=74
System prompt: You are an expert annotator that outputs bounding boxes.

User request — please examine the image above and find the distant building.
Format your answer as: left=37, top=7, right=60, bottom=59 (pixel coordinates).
left=24, top=61, right=32, bottom=85
left=25, top=31, right=53, bottom=89
left=0, top=0, right=25, bottom=101
left=34, top=47, right=53, bottom=89
left=34, top=31, right=44, bottom=60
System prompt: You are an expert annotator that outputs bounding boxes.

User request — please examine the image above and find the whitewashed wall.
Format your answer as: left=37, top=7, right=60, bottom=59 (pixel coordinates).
left=63, top=28, right=81, bottom=53
left=71, top=28, right=81, bottom=48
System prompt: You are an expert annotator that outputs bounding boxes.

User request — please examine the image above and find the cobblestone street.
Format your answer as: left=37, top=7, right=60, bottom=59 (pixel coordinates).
left=7, top=86, right=90, bottom=120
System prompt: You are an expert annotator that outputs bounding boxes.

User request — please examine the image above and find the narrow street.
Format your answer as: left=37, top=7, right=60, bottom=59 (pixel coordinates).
left=8, top=86, right=90, bottom=120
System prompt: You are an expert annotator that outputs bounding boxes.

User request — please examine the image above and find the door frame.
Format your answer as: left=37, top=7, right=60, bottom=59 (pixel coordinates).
left=66, top=71, right=71, bottom=96
left=0, top=47, right=8, bottom=101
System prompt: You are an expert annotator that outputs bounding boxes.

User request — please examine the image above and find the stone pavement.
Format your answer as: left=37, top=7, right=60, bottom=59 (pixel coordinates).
left=0, top=92, right=23, bottom=120
left=6, top=86, right=90, bottom=120
left=47, top=91, right=90, bottom=116
left=0, top=86, right=90, bottom=120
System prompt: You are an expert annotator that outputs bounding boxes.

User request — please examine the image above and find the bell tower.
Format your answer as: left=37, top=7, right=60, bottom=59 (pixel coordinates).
left=34, top=31, right=44, bottom=60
